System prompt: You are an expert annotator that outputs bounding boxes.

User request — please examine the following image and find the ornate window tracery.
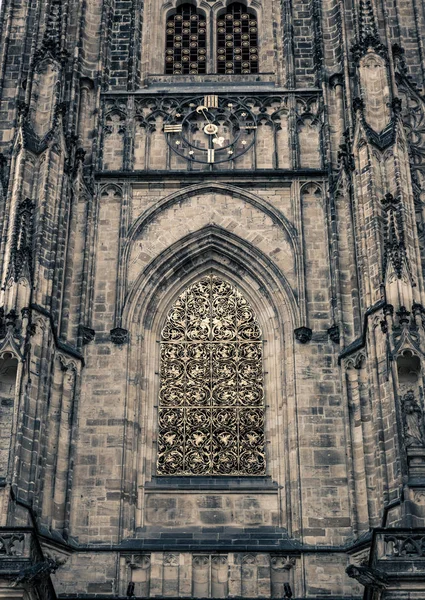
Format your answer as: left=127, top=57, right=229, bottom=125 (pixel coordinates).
left=217, top=3, right=258, bottom=74
left=165, top=4, right=207, bottom=75
left=157, top=275, right=265, bottom=476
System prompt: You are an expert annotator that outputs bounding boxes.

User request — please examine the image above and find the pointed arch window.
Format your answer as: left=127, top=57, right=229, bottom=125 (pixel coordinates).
left=0, top=353, right=18, bottom=476
left=158, top=275, right=265, bottom=475
left=165, top=4, right=207, bottom=75
left=217, top=3, right=258, bottom=74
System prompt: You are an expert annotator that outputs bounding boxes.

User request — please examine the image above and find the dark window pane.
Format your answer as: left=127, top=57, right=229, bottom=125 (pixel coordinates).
left=165, top=4, right=206, bottom=75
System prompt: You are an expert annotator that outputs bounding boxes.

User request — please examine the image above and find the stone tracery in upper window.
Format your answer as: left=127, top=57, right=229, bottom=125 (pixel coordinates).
left=217, top=2, right=258, bottom=74
left=165, top=4, right=207, bottom=75
left=164, top=2, right=259, bottom=75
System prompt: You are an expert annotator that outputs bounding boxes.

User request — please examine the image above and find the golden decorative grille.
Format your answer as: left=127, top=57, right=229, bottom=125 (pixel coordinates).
left=217, top=3, right=258, bottom=74
left=165, top=5, right=207, bottom=75
left=158, top=275, right=265, bottom=476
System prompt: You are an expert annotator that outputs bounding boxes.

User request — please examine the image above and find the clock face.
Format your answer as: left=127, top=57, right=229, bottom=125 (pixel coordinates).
left=164, top=96, right=257, bottom=164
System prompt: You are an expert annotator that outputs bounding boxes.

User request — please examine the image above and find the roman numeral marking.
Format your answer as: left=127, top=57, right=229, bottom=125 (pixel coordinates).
left=204, top=95, right=218, bottom=108
left=164, top=124, right=183, bottom=133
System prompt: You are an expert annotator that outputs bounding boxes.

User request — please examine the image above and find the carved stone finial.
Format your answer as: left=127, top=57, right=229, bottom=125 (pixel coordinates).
left=392, top=97, right=402, bottom=115
left=353, top=97, right=365, bottom=113
left=5, top=310, right=18, bottom=329
left=396, top=306, right=411, bottom=325
left=383, top=303, right=394, bottom=316
left=294, top=326, right=312, bottom=344
left=110, top=327, right=128, bottom=345
left=80, top=325, right=95, bottom=345
left=412, top=303, right=425, bottom=317
left=328, top=324, right=340, bottom=344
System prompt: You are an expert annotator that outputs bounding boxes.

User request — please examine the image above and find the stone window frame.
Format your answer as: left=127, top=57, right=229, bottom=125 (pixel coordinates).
left=146, top=0, right=263, bottom=77
left=119, top=184, right=303, bottom=531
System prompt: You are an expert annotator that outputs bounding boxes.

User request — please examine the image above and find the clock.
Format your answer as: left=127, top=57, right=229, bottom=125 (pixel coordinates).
left=164, top=95, right=257, bottom=164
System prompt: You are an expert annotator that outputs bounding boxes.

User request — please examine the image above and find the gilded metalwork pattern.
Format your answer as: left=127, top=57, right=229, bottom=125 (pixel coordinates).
left=158, top=275, right=265, bottom=475
left=165, top=5, right=207, bottom=75
left=217, top=3, right=258, bottom=75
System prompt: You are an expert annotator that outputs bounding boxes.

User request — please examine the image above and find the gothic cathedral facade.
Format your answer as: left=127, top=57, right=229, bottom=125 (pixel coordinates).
left=0, top=0, right=425, bottom=598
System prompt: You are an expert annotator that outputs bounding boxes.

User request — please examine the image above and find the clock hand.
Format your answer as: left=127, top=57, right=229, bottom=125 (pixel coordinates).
left=197, top=105, right=220, bottom=140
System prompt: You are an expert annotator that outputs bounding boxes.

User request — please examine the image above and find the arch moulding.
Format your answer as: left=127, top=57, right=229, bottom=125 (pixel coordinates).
left=118, top=225, right=302, bottom=538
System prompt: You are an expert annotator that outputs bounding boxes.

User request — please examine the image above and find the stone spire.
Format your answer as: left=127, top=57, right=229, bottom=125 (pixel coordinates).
left=352, top=0, right=386, bottom=61
left=35, top=0, right=67, bottom=63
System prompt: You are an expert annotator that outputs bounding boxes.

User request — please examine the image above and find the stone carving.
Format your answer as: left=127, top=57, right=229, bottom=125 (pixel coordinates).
left=110, top=327, right=129, bottom=345
left=192, top=555, right=209, bottom=567
left=402, top=390, right=425, bottom=447
left=327, top=325, right=340, bottom=344
left=294, top=326, right=312, bottom=344
left=125, top=554, right=151, bottom=569
left=0, top=533, right=24, bottom=556
left=6, top=198, right=35, bottom=284
left=12, top=557, right=64, bottom=587
left=164, top=553, right=179, bottom=566
left=79, top=325, right=95, bottom=345
left=270, top=555, right=296, bottom=599
left=346, top=564, right=389, bottom=589
left=192, top=555, right=210, bottom=597
left=242, top=554, right=257, bottom=565
left=270, top=555, right=296, bottom=571
left=211, top=555, right=228, bottom=566
left=211, top=555, right=228, bottom=597
left=382, top=193, right=412, bottom=285
left=384, top=534, right=425, bottom=557
left=157, top=275, right=265, bottom=476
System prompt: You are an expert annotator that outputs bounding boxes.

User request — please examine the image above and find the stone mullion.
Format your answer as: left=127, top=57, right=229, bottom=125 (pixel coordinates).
left=80, top=188, right=97, bottom=336
left=280, top=0, right=295, bottom=88
left=209, top=339, right=213, bottom=474
left=52, top=363, right=75, bottom=531
left=21, top=319, right=51, bottom=504
left=346, top=365, right=370, bottom=534
left=237, top=342, right=240, bottom=474
left=40, top=356, right=64, bottom=527
left=62, top=188, right=88, bottom=344
left=0, top=148, right=25, bottom=298
left=358, top=362, right=379, bottom=527
left=51, top=173, right=71, bottom=333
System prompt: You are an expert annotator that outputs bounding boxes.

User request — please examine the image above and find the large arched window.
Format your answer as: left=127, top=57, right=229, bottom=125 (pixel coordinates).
left=217, top=3, right=258, bottom=74
left=165, top=4, right=207, bottom=75
left=158, top=275, right=265, bottom=475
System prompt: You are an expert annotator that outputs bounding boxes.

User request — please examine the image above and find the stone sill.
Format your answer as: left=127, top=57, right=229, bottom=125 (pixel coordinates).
left=143, top=476, right=279, bottom=493
left=146, top=72, right=275, bottom=89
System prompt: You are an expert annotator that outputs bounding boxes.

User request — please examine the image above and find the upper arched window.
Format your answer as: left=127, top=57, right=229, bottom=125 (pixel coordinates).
left=217, top=3, right=258, bottom=74
left=165, top=4, right=207, bottom=75
left=157, top=275, right=265, bottom=476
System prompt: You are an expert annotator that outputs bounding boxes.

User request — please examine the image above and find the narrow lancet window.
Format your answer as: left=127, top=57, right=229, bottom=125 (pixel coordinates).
left=0, top=353, right=18, bottom=477
left=158, top=275, right=265, bottom=476
left=217, top=3, right=258, bottom=74
left=165, top=4, right=207, bottom=75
